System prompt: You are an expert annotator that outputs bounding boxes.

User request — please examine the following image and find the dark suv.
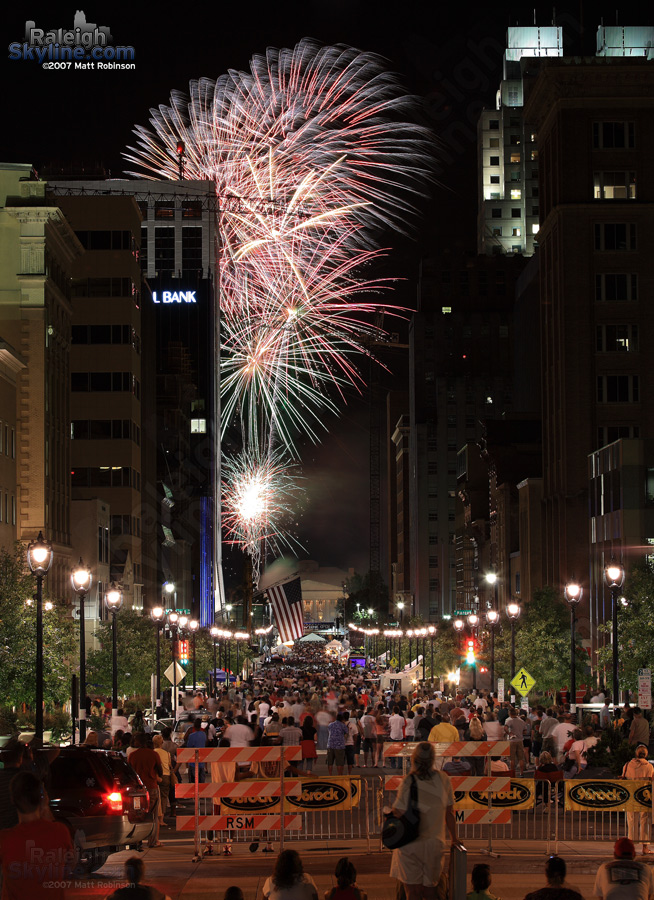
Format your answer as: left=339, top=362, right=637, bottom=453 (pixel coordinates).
left=47, top=747, right=154, bottom=872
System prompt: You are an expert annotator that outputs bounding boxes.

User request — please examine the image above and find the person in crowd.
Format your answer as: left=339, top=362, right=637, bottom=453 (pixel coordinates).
left=629, top=708, right=651, bottom=747
left=594, top=838, right=654, bottom=900
left=562, top=728, right=587, bottom=778
left=0, top=771, right=75, bottom=900
left=223, top=889, right=245, bottom=900
left=185, top=717, right=208, bottom=783
left=327, top=712, right=348, bottom=776
left=466, top=863, right=502, bottom=900
left=523, top=856, right=583, bottom=900
left=389, top=741, right=459, bottom=900
left=105, top=855, right=170, bottom=899
left=622, top=744, right=654, bottom=855
left=129, top=733, right=163, bottom=848
left=325, top=857, right=367, bottom=900
left=301, top=715, right=318, bottom=773
left=152, top=734, right=172, bottom=827
left=262, top=849, right=319, bottom=900
left=0, top=740, right=25, bottom=830
left=360, top=707, right=377, bottom=768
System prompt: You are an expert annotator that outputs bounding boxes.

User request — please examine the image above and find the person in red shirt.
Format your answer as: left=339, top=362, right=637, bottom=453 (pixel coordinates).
left=129, top=733, right=163, bottom=848
left=0, top=771, right=75, bottom=900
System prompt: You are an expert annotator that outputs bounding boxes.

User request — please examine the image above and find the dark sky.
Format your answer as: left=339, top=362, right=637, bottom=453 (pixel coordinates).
left=2, top=1, right=639, bottom=576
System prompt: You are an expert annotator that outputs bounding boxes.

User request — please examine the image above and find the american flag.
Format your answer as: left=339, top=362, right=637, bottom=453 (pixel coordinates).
left=267, top=576, right=304, bottom=643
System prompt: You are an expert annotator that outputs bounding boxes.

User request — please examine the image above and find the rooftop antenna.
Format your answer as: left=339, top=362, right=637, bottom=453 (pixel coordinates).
left=615, top=10, right=619, bottom=25
left=552, top=7, right=556, bottom=26
left=534, top=8, right=537, bottom=25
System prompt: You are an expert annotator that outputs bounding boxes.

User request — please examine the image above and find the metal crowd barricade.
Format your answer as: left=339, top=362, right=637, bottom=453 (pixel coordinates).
left=176, top=745, right=303, bottom=859
left=383, top=741, right=512, bottom=855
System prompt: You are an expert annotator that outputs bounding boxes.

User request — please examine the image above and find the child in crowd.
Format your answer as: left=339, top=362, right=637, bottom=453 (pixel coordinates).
left=466, top=864, right=502, bottom=900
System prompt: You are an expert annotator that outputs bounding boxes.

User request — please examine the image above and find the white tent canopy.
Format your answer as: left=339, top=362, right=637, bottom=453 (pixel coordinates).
left=298, top=632, right=327, bottom=642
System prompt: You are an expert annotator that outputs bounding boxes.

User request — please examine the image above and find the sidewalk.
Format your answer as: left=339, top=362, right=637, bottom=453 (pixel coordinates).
left=66, top=836, right=639, bottom=899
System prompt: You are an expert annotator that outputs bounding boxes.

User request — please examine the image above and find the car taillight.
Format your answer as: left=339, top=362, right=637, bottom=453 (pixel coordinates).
left=105, top=791, right=123, bottom=813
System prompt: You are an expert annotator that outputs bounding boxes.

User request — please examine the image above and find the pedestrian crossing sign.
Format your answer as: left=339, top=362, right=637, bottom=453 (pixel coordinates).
left=510, top=667, right=535, bottom=696
left=389, top=657, right=398, bottom=667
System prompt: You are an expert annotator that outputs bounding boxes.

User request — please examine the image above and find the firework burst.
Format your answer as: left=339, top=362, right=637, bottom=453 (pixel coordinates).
left=125, top=39, right=435, bottom=569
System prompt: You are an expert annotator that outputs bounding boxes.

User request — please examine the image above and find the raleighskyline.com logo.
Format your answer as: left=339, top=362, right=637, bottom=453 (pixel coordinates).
left=8, top=10, right=135, bottom=66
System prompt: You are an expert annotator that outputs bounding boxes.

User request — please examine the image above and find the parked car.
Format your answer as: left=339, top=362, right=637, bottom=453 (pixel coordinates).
left=47, top=747, right=154, bottom=873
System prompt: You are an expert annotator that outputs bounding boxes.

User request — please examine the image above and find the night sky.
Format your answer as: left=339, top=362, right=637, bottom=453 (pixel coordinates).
left=2, top=1, right=639, bottom=577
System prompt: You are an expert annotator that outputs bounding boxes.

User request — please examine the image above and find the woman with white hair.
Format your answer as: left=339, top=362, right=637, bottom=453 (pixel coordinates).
left=389, top=741, right=459, bottom=900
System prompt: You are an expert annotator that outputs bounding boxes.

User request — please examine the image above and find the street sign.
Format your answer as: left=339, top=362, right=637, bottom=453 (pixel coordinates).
left=389, top=657, right=398, bottom=667
left=638, top=668, right=651, bottom=710
left=497, top=678, right=505, bottom=703
left=164, top=661, right=187, bottom=684
left=510, top=667, right=535, bottom=696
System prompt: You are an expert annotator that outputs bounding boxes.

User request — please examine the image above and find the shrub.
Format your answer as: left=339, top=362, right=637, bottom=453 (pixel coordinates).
left=586, top=726, right=634, bottom=776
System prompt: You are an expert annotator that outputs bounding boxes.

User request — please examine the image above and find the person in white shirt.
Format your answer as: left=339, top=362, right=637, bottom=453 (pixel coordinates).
left=110, top=709, right=129, bottom=735
left=257, top=699, right=270, bottom=729
left=388, top=706, right=406, bottom=770
left=224, top=716, right=254, bottom=747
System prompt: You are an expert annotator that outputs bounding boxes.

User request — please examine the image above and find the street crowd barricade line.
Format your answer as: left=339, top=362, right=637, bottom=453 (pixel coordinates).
left=176, top=745, right=303, bottom=763
left=384, top=775, right=511, bottom=792
left=174, top=779, right=304, bottom=798
left=176, top=814, right=303, bottom=831
left=382, top=740, right=511, bottom=758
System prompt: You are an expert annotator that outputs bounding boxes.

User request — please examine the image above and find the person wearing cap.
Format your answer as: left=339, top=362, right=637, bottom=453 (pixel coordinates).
left=622, top=745, right=654, bottom=856
left=523, top=855, right=583, bottom=900
left=594, top=838, right=654, bottom=900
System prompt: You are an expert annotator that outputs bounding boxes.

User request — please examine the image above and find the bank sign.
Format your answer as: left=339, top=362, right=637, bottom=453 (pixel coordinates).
left=153, top=290, right=197, bottom=304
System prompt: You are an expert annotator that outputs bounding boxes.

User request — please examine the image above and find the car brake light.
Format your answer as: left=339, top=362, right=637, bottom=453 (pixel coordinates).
left=105, top=791, right=123, bottom=813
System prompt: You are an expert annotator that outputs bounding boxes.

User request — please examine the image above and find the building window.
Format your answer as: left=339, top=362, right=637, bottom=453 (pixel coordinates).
left=154, top=201, right=175, bottom=219
left=491, top=208, right=502, bottom=219
left=11, top=495, right=15, bottom=526
left=596, top=324, right=638, bottom=352
left=492, top=227, right=502, bottom=236
left=154, top=226, right=175, bottom=276
left=510, top=189, right=521, bottom=200
left=489, top=120, right=499, bottom=130
left=11, top=428, right=14, bottom=459
left=490, top=175, right=500, bottom=184
left=593, top=121, right=635, bottom=149
left=512, top=227, right=521, bottom=237
left=489, top=156, right=500, bottom=166
left=509, top=135, right=521, bottom=145
left=531, top=150, right=538, bottom=161
left=510, top=170, right=521, bottom=182
left=596, top=374, right=639, bottom=403
left=595, top=273, right=638, bottom=302
left=489, top=138, right=499, bottom=147
left=191, top=418, right=206, bottom=433
left=532, top=205, right=539, bottom=216
left=597, top=425, right=640, bottom=447
left=510, top=152, right=520, bottom=163
left=594, top=223, right=637, bottom=251
left=181, top=226, right=203, bottom=273
left=511, top=208, right=521, bottom=218
left=532, top=186, right=539, bottom=198
left=594, top=172, right=637, bottom=200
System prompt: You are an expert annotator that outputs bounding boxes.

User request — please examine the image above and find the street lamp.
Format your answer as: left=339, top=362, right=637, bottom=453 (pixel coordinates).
left=428, top=625, right=436, bottom=685
left=167, top=611, right=181, bottom=713
left=71, top=559, right=92, bottom=741
left=105, top=583, right=123, bottom=712
left=604, top=560, right=625, bottom=707
left=564, top=581, right=583, bottom=714
left=210, top=626, right=220, bottom=693
left=27, top=532, right=53, bottom=743
left=188, top=619, right=199, bottom=690
left=506, top=601, right=521, bottom=682
left=486, top=609, right=500, bottom=693
left=151, top=606, right=165, bottom=710
left=396, top=600, right=405, bottom=626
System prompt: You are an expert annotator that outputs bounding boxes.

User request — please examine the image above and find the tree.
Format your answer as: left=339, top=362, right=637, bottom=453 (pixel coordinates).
left=488, top=586, right=588, bottom=694
left=0, top=545, right=76, bottom=710
left=345, top=571, right=388, bottom=623
left=596, top=561, right=654, bottom=696
left=86, top=610, right=158, bottom=700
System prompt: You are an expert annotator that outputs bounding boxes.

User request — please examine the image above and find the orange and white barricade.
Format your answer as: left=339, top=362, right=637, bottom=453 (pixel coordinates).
left=176, top=745, right=302, bottom=859
left=382, top=741, right=512, bottom=854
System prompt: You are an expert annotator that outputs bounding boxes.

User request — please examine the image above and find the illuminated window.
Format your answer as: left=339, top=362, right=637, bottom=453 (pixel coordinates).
left=594, top=172, right=637, bottom=200
left=510, top=152, right=520, bottom=163
left=191, top=418, right=206, bottom=433
left=532, top=223, right=540, bottom=234
left=510, top=189, right=522, bottom=200
left=596, top=324, right=638, bottom=352
left=512, top=228, right=521, bottom=237
left=531, top=150, right=538, bottom=161
left=441, top=307, right=452, bottom=314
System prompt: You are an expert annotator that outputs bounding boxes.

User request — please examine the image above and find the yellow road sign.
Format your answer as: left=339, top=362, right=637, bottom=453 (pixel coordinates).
left=510, top=667, right=535, bottom=696
left=390, top=657, right=398, bottom=667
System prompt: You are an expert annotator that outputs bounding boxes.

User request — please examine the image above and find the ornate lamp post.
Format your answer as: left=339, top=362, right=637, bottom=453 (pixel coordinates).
left=396, top=600, right=405, bottom=627
left=506, top=602, right=521, bottom=683
left=428, top=625, right=436, bottom=685
left=604, top=561, right=625, bottom=707
left=151, top=606, right=166, bottom=708
left=27, top=532, right=53, bottom=743
left=188, top=619, right=199, bottom=691
left=485, top=609, right=500, bottom=693
left=105, top=584, right=123, bottom=712
left=564, top=581, right=582, bottom=713
left=71, top=559, right=92, bottom=741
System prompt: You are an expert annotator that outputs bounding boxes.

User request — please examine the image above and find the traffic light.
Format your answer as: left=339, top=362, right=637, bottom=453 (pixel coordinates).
left=179, top=639, right=189, bottom=665
left=466, top=638, right=475, bottom=665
